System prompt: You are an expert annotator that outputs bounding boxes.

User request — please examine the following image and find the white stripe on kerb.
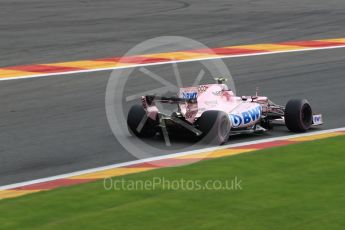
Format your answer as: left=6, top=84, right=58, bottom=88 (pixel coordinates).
left=1, top=127, right=344, bottom=190
left=1, top=45, right=345, bottom=81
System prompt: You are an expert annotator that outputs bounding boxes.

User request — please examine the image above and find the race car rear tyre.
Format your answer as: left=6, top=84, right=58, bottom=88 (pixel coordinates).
left=127, top=104, right=157, bottom=138
left=196, top=110, right=231, bottom=145
left=285, top=99, right=312, bottom=132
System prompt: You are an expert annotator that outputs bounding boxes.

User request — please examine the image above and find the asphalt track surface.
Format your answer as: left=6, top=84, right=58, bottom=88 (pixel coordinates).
left=1, top=0, right=345, bottom=185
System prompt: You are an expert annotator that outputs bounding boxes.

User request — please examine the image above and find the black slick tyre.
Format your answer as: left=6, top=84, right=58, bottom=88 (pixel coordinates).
left=285, top=99, right=313, bottom=132
left=196, top=110, right=231, bottom=145
left=127, top=104, right=157, bottom=138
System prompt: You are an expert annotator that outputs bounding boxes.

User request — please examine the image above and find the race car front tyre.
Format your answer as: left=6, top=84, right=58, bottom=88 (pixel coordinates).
left=196, top=110, right=231, bottom=145
left=285, top=99, right=312, bottom=132
left=127, top=104, right=157, bottom=138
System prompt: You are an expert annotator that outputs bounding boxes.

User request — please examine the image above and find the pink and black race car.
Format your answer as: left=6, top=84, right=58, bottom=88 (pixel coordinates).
left=127, top=78, right=323, bottom=145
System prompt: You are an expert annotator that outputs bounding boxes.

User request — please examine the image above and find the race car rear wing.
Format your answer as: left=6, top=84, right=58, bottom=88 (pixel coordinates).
left=141, top=95, right=198, bottom=121
left=144, top=95, right=196, bottom=105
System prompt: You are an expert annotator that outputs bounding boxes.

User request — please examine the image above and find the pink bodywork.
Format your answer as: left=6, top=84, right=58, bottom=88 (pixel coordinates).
left=143, top=83, right=269, bottom=129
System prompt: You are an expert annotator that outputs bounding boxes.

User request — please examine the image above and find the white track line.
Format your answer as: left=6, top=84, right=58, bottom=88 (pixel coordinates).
left=1, top=45, right=345, bottom=81
left=1, top=127, right=344, bottom=190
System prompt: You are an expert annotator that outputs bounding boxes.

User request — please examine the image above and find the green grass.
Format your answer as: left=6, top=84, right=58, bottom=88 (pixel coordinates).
left=1, top=136, right=345, bottom=230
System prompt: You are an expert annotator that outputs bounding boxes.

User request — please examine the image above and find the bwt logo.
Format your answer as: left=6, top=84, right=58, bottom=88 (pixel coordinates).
left=230, top=106, right=262, bottom=127
left=182, top=92, right=197, bottom=100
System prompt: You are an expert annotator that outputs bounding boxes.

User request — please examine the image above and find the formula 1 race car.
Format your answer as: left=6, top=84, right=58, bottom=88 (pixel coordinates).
left=127, top=78, right=323, bottom=145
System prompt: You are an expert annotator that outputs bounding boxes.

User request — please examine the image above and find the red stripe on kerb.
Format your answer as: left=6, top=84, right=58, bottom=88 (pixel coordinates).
left=13, top=178, right=95, bottom=190
left=232, top=140, right=294, bottom=150
left=96, top=56, right=172, bottom=64
left=189, top=48, right=268, bottom=55
left=125, top=158, right=206, bottom=168
left=278, top=40, right=345, bottom=47
left=4, top=65, right=83, bottom=73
